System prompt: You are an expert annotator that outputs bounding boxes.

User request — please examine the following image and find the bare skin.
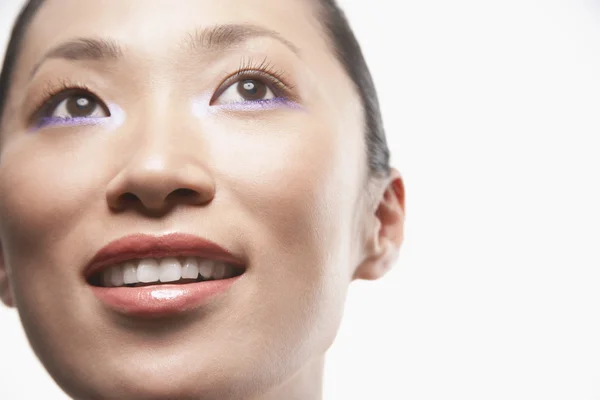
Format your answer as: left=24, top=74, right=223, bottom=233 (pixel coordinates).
left=0, top=0, right=405, bottom=399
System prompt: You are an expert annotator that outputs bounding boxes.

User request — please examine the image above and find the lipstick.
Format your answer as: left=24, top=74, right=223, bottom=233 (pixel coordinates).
left=85, top=233, right=245, bottom=317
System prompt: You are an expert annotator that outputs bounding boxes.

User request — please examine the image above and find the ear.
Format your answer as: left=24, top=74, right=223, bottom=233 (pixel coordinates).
left=0, top=243, right=15, bottom=307
left=353, top=168, right=405, bottom=281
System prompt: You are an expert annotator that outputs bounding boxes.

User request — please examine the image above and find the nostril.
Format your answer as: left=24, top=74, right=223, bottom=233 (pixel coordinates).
left=172, top=188, right=198, bottom=198
left=108, top=186, right=210, bottom=213
left=108, top=192, right=141, bottom=211
left=120, top=192, right=139, bottom=205
left=166, top=188, right=209, bottom=205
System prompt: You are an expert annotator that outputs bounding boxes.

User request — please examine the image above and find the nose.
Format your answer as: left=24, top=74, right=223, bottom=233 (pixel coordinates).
left=106, top=129, right=215, bottom=215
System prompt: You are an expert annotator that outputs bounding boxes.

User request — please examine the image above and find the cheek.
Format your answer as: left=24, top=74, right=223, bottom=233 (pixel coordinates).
left=0, top=134, right=112, bottom=355
left=208, top=114, right=354, bottom=252
left=207, top=113, right=362, bottom=338
left=0, top=133, right=107, bottom=261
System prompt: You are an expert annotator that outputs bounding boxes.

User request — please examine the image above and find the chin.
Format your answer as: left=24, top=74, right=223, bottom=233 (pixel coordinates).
left=51, top=355, right=268, bottom=400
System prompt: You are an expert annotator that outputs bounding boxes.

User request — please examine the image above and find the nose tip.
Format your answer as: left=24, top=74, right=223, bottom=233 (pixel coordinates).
left=106, top=157, right=216, bottom=215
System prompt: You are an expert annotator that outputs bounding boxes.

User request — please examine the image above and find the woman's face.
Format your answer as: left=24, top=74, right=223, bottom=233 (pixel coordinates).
left=0, top=0, right=395, bottom=398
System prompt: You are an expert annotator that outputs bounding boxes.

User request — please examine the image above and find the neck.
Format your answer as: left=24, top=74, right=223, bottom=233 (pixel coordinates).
left=254, top=356, right=325, bottom=400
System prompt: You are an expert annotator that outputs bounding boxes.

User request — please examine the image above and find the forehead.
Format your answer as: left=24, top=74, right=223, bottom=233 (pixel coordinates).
left=23, top=0, right=326, bottom=57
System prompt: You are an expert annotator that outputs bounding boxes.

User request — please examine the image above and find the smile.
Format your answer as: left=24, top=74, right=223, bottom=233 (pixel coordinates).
left=84, top=233, right=246, bottom=317
left=89, top=257, right=245, bottom=288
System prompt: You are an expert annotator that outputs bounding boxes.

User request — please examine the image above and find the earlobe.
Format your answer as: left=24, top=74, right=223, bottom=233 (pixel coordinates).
left=353, top=169, right=405, bottom=281
left=0, top=243, right=15, bottom=308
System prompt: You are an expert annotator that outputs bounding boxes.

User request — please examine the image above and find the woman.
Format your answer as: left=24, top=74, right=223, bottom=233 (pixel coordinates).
left=0, top=0, right=405, bottom=399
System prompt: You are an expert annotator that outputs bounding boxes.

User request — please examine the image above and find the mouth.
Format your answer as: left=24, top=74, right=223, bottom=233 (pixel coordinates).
left=85, top=233, right=246, bottom=317
left=87, top=257, right=245, bottom=288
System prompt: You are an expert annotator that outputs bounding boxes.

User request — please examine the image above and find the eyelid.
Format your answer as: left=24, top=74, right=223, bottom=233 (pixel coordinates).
left=28, top=81, right=108, bottom=125
left=210, top=68, right=297, bottom=105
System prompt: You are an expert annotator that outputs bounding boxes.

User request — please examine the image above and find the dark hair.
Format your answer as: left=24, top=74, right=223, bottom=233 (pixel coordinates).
left=0, top=0, right=390, bottom=178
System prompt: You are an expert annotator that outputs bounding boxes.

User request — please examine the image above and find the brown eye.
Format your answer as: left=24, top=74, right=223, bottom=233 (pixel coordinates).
left=237, top=79, right=268, bottom=101
left=48, top=92, right=110, bottom=119
left=214, top=78, right=276, bottom=105
left=65, top=95, right=97, bottom=117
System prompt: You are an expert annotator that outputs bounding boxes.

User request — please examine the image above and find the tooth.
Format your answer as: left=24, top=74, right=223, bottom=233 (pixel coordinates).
left=198, top=260, right=215, bottom=279
left=122, top=262, right=137, bottom=284
left=110, top=265, right=124, bottom=286
left=182, top=257, right=199, bottom=279
left=159, top=257, right=182, bottom=282
left=212, top=262, right=226, bottom=280
left=103, top=271, right=114, bottom=287
left=222, top=264, right=233, bottom=278
left=137, top=258, right=160, bottom=283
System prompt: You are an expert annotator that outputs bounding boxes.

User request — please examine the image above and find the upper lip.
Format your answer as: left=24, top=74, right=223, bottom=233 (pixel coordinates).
left=84, top=233, right=245, bottom=278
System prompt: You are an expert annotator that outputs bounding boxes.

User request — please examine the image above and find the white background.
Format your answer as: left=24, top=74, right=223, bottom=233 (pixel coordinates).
left=1, top=0, right=600, bottom=399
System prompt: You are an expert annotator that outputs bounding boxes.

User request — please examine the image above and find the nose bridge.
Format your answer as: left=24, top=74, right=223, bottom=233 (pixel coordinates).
left=128, top=98, right=199, bottom=176
left=132, top=113, right=187, bottom=167
left=134, top=87, right=192, bottom=154
left=106, top=98, right=215, bottom=213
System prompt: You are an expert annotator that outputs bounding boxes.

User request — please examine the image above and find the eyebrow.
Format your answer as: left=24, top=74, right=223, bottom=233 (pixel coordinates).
left=30, top=24, right=300, bottom=77
left=30, top=38, right=122, bottom=77
left=185, top=24, right=300, bottom=54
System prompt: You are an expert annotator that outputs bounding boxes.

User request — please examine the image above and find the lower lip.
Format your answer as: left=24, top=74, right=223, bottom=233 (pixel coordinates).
left=90, top=277, right=241, bottom=317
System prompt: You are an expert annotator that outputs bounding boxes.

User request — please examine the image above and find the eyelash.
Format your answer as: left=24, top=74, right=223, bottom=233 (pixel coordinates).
left=28, top=57, right=297, bottom=124
left=210, top=56, right=297, bottom=103
left=29, top=78, right=102, bottom=124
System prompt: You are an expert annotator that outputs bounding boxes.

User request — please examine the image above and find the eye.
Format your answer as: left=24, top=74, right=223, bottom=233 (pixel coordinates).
left=212, top=78, right=278, bottom=106
left=41, top=91, right=110, bottom=120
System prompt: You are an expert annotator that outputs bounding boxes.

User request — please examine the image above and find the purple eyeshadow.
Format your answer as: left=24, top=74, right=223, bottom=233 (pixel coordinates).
left=214, top=97, right=302, bottom=111
left=35, top=116, right=107, bottom=130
